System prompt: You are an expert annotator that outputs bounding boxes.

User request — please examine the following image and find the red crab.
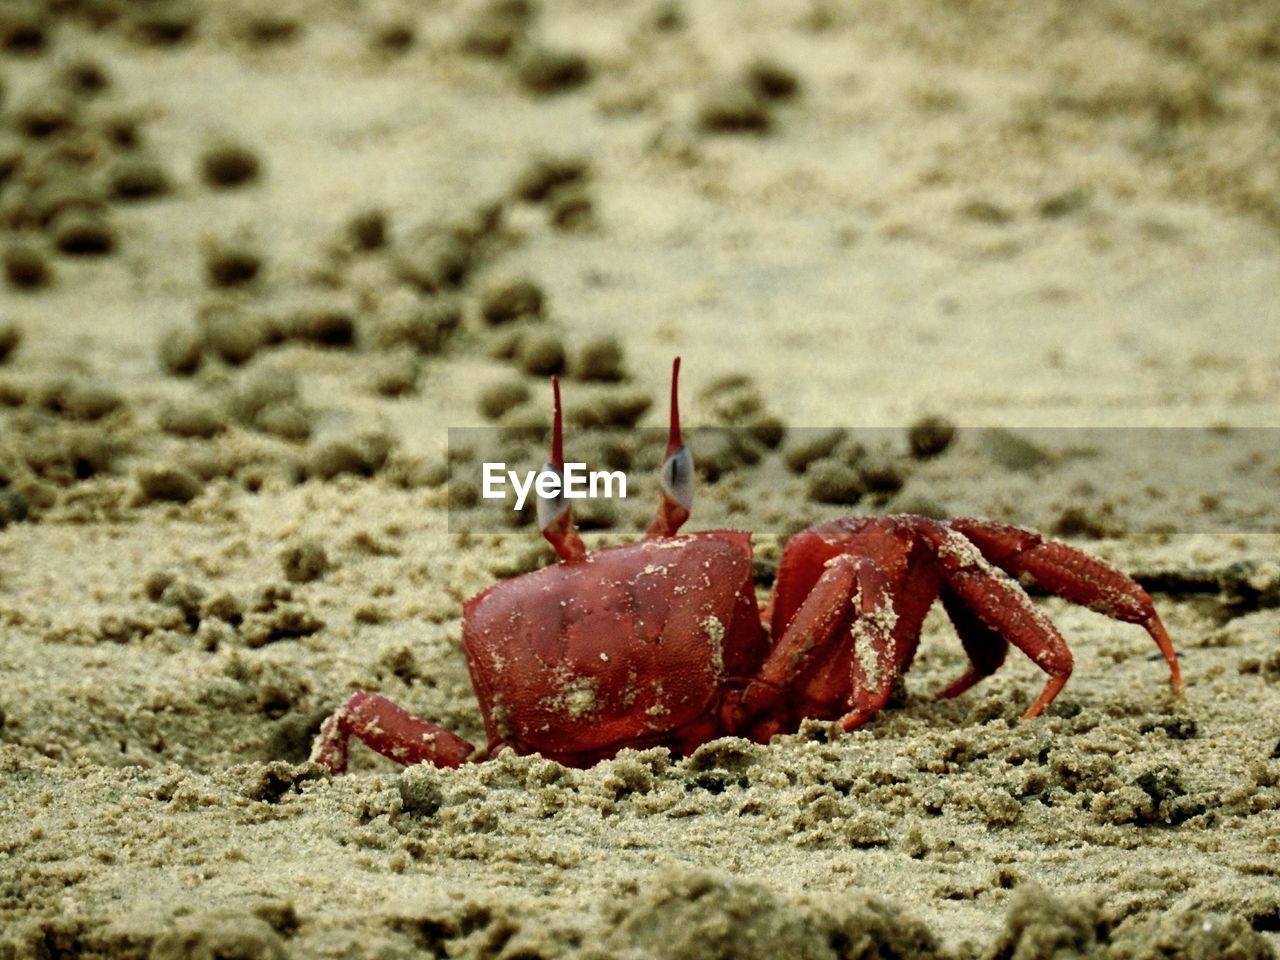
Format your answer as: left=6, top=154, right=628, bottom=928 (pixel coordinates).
left=311, top=359, right=1183, bottom=771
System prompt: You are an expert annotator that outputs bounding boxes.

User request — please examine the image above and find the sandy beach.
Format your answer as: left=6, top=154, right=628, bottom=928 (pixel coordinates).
left=1, top=1, right=1279, bottom=957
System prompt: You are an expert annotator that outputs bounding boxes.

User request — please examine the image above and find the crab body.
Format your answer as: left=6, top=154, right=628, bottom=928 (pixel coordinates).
left=462, top=531, right=764, bottom=766
left=310, top=361, right=1183, bottom=773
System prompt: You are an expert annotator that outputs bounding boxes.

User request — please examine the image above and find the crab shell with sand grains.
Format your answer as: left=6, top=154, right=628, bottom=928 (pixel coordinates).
left=310, top=358, right=1183, bottom=771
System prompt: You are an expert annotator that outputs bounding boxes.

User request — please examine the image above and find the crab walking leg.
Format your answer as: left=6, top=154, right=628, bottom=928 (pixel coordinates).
left=918, top=524, right=1074, bottom=718
left=737, top=541, right=911, bottom=733
left=836, top=561, right=908, bottom=731
left=733, top=554, right=862, bottom=733
left=309, top=691, right=477, bottom=773
left=934, top=585, right=1010, bottom=701
left=947, top=517, right=1183, bottom=697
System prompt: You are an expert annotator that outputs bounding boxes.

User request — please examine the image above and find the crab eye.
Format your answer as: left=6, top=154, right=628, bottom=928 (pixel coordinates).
left=660, top=444, right=694, bottom=511
left=535, top=462, right=569, bottom=531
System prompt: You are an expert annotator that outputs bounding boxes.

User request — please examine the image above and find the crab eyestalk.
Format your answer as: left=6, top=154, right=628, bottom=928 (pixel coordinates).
left=539, top=376, right=587, bottom=563
left=646, top=356, right=694, bottom=538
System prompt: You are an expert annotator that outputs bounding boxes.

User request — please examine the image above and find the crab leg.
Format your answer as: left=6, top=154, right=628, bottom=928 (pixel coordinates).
left=917, top=523, right=1074, bottom=718
left=934, top=585, right=1010, bottom=700
left=734, top=555, right=862, bottom=731
left=836, top=559, right=908, bottom=730
left=736, top=541, right=909, bottom=734
left=309, top=691, right=477, bottom=772
left=946, top=517, right=1183, bottom=697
